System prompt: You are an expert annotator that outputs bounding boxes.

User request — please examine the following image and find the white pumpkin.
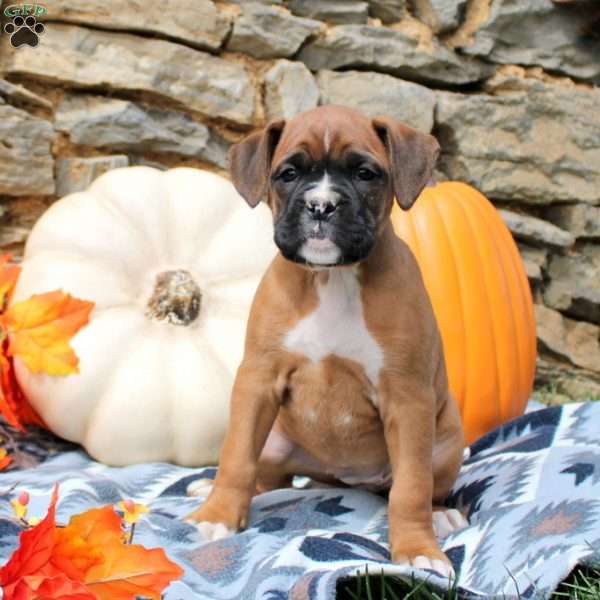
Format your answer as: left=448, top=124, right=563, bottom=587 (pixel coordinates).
left=11, top=166, right=277, bottom=466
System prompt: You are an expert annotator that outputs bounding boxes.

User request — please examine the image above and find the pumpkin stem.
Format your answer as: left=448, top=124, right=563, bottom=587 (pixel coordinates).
left=146, top=270, right=201, bottom=326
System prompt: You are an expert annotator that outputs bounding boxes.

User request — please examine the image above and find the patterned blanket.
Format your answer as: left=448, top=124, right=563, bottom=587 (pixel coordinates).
left=1, top=402, right=600, bottom=599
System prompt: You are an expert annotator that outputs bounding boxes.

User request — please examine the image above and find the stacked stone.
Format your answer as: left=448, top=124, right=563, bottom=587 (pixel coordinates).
left=0, top=0, right=598, bottom=399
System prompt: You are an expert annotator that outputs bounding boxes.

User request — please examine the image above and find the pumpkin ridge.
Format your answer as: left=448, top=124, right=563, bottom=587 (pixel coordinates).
left=481, top=198, right=535, bottom=416
left=458, top=187, right=507, bottom=437
left=92, top=166, right=172, bottom=263
left=418, top=189, right=466, bottom=409
left=440, top=185, right=484, bottom=437
left=98, top=190, right=165, bottom=266
left=25, top=194, right=152, bottom=279
left=82, top=326, right=170, bottom=461
left=431, top=185, right=469, bottom=422
left=13, top=248, right=135, bottom=310
left=75, top=315, right=146, bottom=446
left=190, top=323, right=236, bottom=379
left=192, top=205, right=265, bottom=286
left=163, top=168, right=242, bottom=264
left=469, top=194, right=519, bottom=422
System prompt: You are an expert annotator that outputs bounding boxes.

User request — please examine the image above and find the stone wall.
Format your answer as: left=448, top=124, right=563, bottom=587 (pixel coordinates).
left=1, top=0, right=599, bottom=399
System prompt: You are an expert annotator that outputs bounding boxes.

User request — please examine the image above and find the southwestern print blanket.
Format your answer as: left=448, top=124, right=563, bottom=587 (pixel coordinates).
left=1, top=401, right=600, bottom=599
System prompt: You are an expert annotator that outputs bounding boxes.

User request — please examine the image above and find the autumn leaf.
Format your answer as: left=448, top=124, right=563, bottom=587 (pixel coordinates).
left=1, top=490, right=183, bottom=600
left=0, top=256, right=92, bottom=429
left=0, top=290, right=94, bottom=376
left=0, top=254, right=20, bottom=313
left=0, top=347, right=44, bottom=430
left=51, top=505, right=124, bottom=581
left=0, top=349, right=24, bottom=429
left=0, top=485, right=59, bottom=590
left=0, top=447, right=12, bottom=470
left=84, top=542, right=184, bottom=600
left=9, top=571, right=96, bottom=600
left=51, top=503, right=183, bottom=599
left=51, top=504, right=183, bottom=600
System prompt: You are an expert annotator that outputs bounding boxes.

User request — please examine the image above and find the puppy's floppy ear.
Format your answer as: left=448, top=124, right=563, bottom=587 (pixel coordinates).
left=228, top=119, right=285, bottom=208
left=372, top=117, right=440, bottom=210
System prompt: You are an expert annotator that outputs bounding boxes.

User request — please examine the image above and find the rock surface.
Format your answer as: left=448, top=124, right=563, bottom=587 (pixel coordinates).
left=0, top=79, right=52, bottom=109
left=545, top=204, right=600, bottom=240
left=367, top=0, right=406, bottom=22
left=56, top=156, right=130, bottom=197
left=227, top=3, right=322, bottom=59
left=543, top=244, right=600, bottom=325
left=0, top=24, right=255, bottom=125
left=264, top=61, right=319, bottom=121
left=298, top=24, right=491, bottom=86
left=0, top=226, right=29, bottom=248
left=518, top=243, right=547, bottom=286
left=535, top=357, right=600, bottom=401
left=288, top=0, right=369, bottom=24
left=430, top=0, right=466, bottom=30
left=412, top=0, right=466, bottom=32
left=55, top=95, right=230, bottom=167
left=535, top=304, right=600, bottom=372
left=46, top=0, right=231, bottom=50
left=500, top=209, right=574, bottom=249
left=461, top=0, right=600, bottom=83
left=436, top=81, right=600, bottom=205
left=316, top=70, right=436, bottom=131
left=0, top=105, right=54, bottom=196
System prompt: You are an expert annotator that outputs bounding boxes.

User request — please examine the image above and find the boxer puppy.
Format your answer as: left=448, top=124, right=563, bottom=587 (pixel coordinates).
left=186, top=105, right=466, bottom=575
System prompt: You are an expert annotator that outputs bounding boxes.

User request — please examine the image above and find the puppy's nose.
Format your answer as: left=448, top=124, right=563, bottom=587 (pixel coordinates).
left=306, top=200, right=337, bottom=218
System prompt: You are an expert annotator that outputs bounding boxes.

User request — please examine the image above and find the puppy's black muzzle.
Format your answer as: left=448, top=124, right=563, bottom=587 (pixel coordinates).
left=306, top=201, right=338, bottom=220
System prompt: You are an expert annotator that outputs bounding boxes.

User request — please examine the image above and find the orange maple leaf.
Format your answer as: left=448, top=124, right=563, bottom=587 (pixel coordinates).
left=0, top=485, right=94, bottom=599
left=0, top=290, right=94, bottom=376
left=0, top=485, right=59, bottom=594
left=51, top=504, right=183, bottom=600
left=51, top=506, right=124, bottom=581
left=0, top=254, right=20, bottom=313
left=9, top=571, right=95, bottom=600
left=1, top=488, right=184, bottom=600
left=0, top=347, right=44, bottom=430
left=51, top=505, right=183, bottom=600
left=83, top=542, right=184, bottom=600
left=0, top=255, right=53, bottom=428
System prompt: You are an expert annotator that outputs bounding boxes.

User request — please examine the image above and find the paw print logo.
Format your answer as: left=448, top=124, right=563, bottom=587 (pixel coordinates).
left=4, top=15, right=45, bottom=48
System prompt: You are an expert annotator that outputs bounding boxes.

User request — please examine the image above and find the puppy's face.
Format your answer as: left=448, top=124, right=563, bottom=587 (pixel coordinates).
left=229, top=105, right=440, bottom=268
left=269, top=138, right=387, bottom=266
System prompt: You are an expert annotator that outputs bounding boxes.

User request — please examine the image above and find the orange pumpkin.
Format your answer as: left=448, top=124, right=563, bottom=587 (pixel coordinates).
left=391, top=182, right=536, bottom=444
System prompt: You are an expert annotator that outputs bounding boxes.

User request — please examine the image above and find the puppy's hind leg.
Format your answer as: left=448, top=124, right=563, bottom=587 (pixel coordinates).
left=255, top=427, right=295, bottom=494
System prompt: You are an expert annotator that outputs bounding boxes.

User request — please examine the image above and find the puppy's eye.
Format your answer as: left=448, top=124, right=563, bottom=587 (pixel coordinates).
left=357, top=167, right=377, bottom=181
left=280, top=167, right=298, bottom=183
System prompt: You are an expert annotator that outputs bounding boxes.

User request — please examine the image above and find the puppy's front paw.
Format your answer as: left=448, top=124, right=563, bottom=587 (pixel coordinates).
left=185, top=503, right=240, bottom=542
left=185, top=486, right=251, bottom=541
left=392, top=543, right=455, bottom=579
left=432, top=508, right=468, bottom=539
left=410, top=554, right=455, bottom=579
left=195, top=520, right=236, bottom=542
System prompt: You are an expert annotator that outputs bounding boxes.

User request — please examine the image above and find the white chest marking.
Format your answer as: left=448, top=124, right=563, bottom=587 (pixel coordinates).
left=284, top=268, right=384, bottom=394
